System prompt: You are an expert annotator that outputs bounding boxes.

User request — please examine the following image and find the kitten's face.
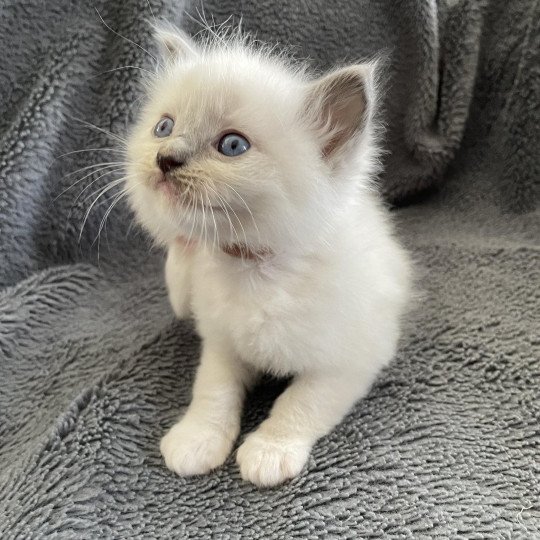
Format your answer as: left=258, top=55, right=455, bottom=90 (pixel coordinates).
left=126, top=30, right=372, bottom=250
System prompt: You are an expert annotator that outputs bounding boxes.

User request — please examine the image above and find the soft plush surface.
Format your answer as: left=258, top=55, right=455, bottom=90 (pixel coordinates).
left=0, top=0, right=538, bottom=537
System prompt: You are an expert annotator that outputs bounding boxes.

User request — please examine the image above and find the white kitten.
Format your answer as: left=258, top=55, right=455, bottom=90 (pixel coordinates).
left=126, top=26, right=412, bottom=487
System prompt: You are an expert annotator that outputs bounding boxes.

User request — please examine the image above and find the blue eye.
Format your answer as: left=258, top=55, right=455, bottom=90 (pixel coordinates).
left=154, top=116, right=174, bottom=138
left=218, top=133, right=250, bottom=157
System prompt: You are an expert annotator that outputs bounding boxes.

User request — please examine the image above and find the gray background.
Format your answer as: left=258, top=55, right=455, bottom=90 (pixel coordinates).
left=0, top=0, right=538, bottom=537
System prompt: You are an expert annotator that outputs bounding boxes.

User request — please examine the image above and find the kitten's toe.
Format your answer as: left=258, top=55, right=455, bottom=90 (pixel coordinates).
left=160, top=419, right=234, bottom=476
left=236, top=431, right=310, bottom=488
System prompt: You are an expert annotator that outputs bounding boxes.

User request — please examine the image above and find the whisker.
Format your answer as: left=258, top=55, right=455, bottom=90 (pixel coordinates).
left=63, top=161, right=124, bottom=179
left=214, top=192, right=242, bottom=246
left=222, top=181, right=262, bottom=245
left=205, top=186, right=219, bottom=255
left=205, top=184, right=239, bottom=248
left=68, top=172, right=126, bottom=225
left=89, top=65, right=154, bottom=79
left=95, top=8, right=159, bottom=65
left=55, top=147, right=124, bottom=159
left=65, top=174, right=130, bottom=230
left=95, top=192, right=121, bottom=263
left=74, top=168, right=125, bottom=198
left=215, top=187, right=249, bottom=248
left=199, top=191, right=208, bottom=252
left=94, top=184, right=137, bottom=249
left=145, top=0, right=158, bottom=26
left=54, top=165, right=124, bottom=202
left=183, top=192, right=199, bottom=253
left=85, top=179, right=140, bottom=261
left=69, top=116, right=127, bottom=146
left=125, top=215, right=137, bottom=240
left=79, top=175, right=127, bottom=204
left=129, top=94, right=147, bottom=115
left=78, top=177, right=132, bottom=242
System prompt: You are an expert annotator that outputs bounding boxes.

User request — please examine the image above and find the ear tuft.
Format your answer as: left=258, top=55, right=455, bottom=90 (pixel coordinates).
left=153, top=24, right=198, bottom=63
left=305, top=65, right=374, bottom=161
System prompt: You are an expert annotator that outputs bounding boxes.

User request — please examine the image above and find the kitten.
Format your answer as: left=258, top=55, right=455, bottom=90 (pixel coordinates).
left=126, top=26, right=412, bottom=487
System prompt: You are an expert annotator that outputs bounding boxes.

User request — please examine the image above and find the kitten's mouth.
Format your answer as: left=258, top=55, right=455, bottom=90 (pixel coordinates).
left=155, top=175, right=223, bottom=213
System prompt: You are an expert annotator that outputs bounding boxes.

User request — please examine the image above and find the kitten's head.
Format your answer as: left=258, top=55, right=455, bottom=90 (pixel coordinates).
left=126, top=26, right=378, bottom=252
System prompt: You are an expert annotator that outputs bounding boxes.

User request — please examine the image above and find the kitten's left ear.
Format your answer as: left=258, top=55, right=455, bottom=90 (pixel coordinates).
left=304, top=64, right=375, bottom=163
left=153, top=25, right=199, bottom=63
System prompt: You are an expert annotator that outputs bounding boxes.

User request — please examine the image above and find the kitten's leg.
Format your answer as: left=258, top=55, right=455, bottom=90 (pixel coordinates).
left=165, top=241, right=194, bottom=319
left=161, top=342, right=256, bottom=476
left=236, top=370, right=376, bottom=487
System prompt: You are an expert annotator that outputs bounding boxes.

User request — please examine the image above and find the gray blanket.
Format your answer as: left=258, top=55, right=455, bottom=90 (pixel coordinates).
left=1, top=0, right=538, bottom=537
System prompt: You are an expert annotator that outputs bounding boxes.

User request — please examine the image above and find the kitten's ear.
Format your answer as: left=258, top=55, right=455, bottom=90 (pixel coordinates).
left=304, top=64, right=375, bottom=162
left=153, top=25, right=198, bottom=63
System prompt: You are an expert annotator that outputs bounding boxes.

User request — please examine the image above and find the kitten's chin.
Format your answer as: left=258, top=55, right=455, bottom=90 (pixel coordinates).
left=155, top=181, right=196, bottom=213
left=155, top=176, right=188, bottom=204
left=132, top=177, right=250, bottom=247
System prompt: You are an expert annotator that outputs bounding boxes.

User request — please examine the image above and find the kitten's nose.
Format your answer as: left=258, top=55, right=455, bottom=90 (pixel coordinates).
left=157, top=153, right=184, bottom=174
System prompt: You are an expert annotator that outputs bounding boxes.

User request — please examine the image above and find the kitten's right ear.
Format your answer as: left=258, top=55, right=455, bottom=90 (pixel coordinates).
left=303, top=64, right=375, bottom=165
left=153, top=25, right=198, bottom=63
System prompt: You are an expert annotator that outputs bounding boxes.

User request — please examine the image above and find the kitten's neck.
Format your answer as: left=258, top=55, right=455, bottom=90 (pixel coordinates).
left=175, top=236, right=273, bottom=262
left=175, top=201, right=352, bottom=263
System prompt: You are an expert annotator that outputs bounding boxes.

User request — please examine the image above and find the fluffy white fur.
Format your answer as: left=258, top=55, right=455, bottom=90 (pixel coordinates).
left=126, top=26, right=412, bottom=487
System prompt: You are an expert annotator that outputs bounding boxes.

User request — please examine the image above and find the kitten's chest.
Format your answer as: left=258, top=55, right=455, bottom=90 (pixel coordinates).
left=191, top=259, right=318, bottom=375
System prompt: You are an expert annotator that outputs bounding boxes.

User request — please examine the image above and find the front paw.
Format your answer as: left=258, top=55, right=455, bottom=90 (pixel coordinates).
left=236, top=431, right=311, bottom=487
left=160, top=419, right=235, bottom=476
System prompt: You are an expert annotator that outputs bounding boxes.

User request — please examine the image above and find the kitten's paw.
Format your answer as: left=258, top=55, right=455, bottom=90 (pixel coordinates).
left=160, top=419, right=234, bottom=476
left=236, top=432, right=311, bottom=487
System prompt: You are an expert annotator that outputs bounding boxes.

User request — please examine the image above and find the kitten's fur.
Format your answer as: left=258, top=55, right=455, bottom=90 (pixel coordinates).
left=126, top=26, right=412, bottom=487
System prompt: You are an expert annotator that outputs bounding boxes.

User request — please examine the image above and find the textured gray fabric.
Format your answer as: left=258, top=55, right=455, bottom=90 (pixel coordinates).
left=0, top=0, right=539, bottom=537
